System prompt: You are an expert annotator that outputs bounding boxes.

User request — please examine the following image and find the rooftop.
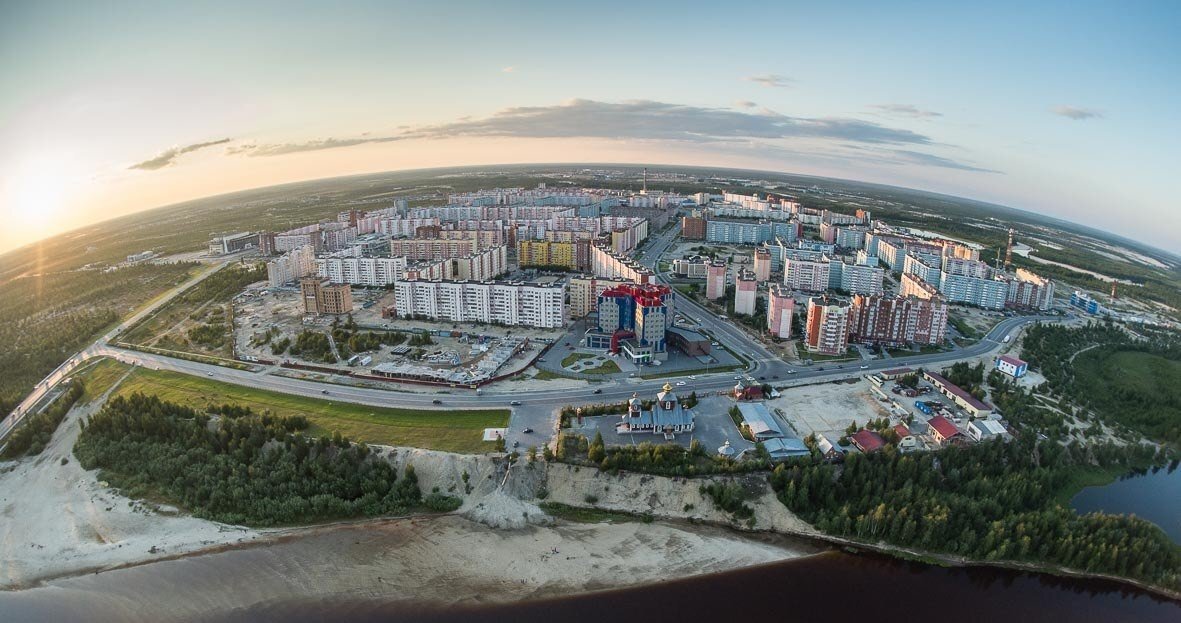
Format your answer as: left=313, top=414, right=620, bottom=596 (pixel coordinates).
left=928, top=415, right=961, bottom=439
left=925, top=371, right=993, bottom=411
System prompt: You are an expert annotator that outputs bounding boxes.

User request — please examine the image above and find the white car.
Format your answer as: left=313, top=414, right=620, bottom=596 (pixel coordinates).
left=688, top=375, right=697, bottom=380
left=787, top=370, right=796, bottom=374
left=675, top=381, right=686, bottom=386
left=860, top=364, right=869, bottom=369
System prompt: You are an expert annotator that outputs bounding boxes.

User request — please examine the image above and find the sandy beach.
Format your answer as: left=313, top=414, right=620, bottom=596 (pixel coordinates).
left=0, top=387, right=264, bottom=589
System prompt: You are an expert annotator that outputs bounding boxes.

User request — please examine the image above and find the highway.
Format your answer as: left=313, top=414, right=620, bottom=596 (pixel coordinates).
left=0, top=226, right=1052, bottom=450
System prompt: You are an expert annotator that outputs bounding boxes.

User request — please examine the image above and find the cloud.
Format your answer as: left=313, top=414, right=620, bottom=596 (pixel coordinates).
left=868, top=104, right=942, bottom=119
left=501, top=66, right=516, bottom=73
left=745, top=74, right=794, bottom=88
left=129, top=138, right=231, bottom=170
left=1051, top=105, right=1102, bottom=120
left=885, top=149, right=1000, bottom=173
left=229, top=98, right=991, bottom=173
left=734, top=100, right=758, bottom=109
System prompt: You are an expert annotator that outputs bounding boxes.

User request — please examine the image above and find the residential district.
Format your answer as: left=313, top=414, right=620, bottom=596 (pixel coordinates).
left=176, top=181, right=1080, bottom=459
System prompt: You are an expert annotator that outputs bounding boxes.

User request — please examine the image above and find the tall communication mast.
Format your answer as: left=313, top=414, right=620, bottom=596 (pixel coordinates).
left=642, top=167, right=648, bottom=194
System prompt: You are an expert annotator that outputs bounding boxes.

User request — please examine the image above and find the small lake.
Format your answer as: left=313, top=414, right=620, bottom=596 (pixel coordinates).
left=1072, top=463, right=1181, bottom=543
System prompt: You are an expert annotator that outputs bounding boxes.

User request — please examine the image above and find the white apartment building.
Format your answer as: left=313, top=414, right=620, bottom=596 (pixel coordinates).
left=784, top=255, right=831, bottom=293
left=317, top=256, right=408, bottom=287
left=392, top=280, right=565, bottom=328
left=266, top=245, right=316, bottom=287
left=590, top=243, right=653, bottom=284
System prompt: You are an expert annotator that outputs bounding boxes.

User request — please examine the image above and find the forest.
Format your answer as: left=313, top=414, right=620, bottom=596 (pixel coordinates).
left=74, top=393, right=427, bottom=525
left=1021, top=322, right=1181, bottom=445
left=770, top=437, right=1180, bottom=591
left=0, top=262, right=194, bottom=414
left=557, top=430, right=769, bottom=476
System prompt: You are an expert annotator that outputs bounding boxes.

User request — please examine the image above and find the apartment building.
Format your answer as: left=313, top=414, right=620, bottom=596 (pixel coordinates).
left=734, top=270, right=758, bottom=316
left=518, top=239, right=581, bottom=270
left=829, top=259, right=884, bottom=295
left=804, top=297, right=851, bottom=356
left=590, top=242, right=654, bottom=284
left=680, top=216, right=707, bottom=240
left=316, top=256, right=408, bottom=287
left=388, top=237, right=479, bottom=261
left=392, top=280, right=565, bottom=328
left=706, top=219, right=797, bottom=245
left=753, top=248, right=772, bottom=282
left=767, top=284, right=795, bottom=339
left=568, top=276, right=631, bottom=317
left=783, top=253, right=830, bottom=293
left=266, top=245, right=316, bottom=287
left=705, top=259, right=727, bottom=300
left=1007, top=268, right=1055, bottom=311
left=849, top=294, right=948, bottom=346
left=300, top=277, right=353, bottom=316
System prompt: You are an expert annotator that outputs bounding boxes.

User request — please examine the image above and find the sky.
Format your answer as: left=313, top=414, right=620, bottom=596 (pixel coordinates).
left=1, top=0, right=1178, bottom=254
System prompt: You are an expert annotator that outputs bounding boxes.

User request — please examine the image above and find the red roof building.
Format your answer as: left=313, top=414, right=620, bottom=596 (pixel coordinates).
left=851, top=429, right=886, bottom=453
left=927, top=415, right=964, bottom=446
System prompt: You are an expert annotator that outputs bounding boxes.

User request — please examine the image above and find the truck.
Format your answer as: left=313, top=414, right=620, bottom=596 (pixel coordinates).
left=1002, top=335, right=1011, bottom=343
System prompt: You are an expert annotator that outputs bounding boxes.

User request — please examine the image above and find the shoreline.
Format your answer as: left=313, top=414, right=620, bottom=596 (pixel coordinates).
left=5, top=506, right=1179, bottom=604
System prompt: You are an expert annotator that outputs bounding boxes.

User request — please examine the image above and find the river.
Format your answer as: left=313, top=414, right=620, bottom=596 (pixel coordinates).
left=1072, top=463, right=1181, bottom=544
left=1, top=532, right=1177, bottom=623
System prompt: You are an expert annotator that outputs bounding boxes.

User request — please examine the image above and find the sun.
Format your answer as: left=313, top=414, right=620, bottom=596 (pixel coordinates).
left=2, top=154, right=72, bottom=237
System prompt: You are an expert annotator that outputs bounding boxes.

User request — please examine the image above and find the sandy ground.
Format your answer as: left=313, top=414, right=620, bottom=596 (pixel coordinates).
left=0, top=515, right=819, bottom=622
left=0, top=381, right=262, bottom=590
left=768, top=380, right=893, bottom=438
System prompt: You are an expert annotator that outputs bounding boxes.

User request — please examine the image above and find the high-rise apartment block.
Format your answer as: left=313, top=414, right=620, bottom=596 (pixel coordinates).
left=804, top=297, right=851, bottom=356
left=753, top=248, right=772, bottom=282
left=849, top=294, right=948, bottom=346
left=705, top=260, right=727, bottom=300
left=734, top=270, right=758, bottom=316
left=767, top=284, right=795, bottom=339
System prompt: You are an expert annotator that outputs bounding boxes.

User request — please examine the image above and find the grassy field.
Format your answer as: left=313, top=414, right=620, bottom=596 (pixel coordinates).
left=74, top=358, right=135, bottom=402
left=948, top=314, right=978, bottom=339
left=582, top=360, right=621, bottom=375
left=106, top=367, right=508, bottom=453
left=560, top=352, right=594, bottom=368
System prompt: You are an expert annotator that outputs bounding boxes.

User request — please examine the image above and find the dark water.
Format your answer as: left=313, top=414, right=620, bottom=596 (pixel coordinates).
left=1072, top=462, right=1181, bottom=543
left=4, top=550, right=1177, bottom=623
